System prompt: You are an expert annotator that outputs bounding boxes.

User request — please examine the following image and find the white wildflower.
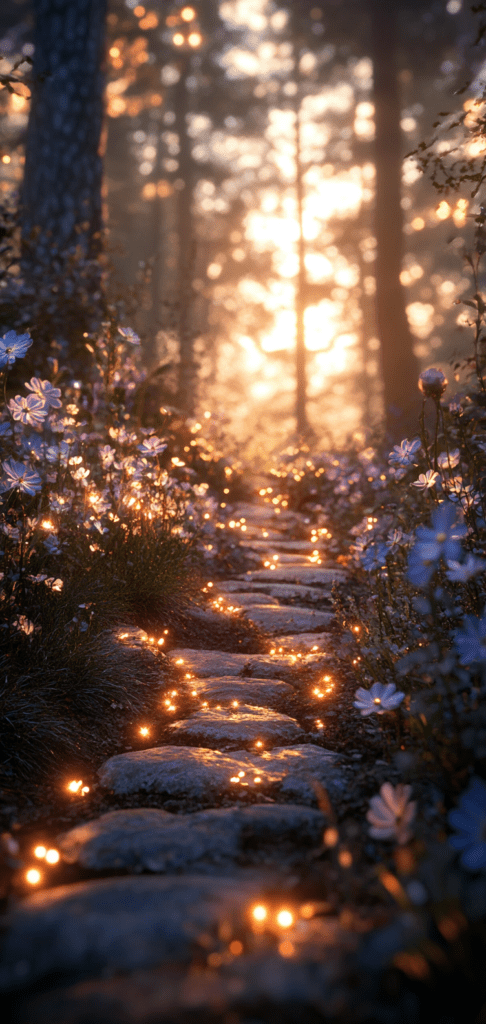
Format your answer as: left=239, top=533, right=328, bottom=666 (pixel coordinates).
left=412, top=470, right=439, bottom=490
left=437, top=449, right=460, bottom=470
left=367, top=783, right=416, bottom=844
left=353, top=681, right=405, bottom=716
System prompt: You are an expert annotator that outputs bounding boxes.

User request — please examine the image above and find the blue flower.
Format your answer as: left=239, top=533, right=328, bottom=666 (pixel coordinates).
left=8, top=394, right=48, bottom=427
left=407, top=502, right=467, bottom=588
left=0, top=330, right=32, bottom=367
left=354, top=681, right=405, bottom=716
left=1, top=458, right=42, bottom=495
left=445, top=554, right=486, bottom=583
left=23, top=434, right=47, bottom=458
left=25, top=377, right=62, bottom=409
left=388, top=437, right=421, bottom=467
left=416, top=502, right=466, bottom=560
left=453, top=612, right=486, bottom=665
left=407, top=547, right=436, bottom=587
left=45, top=441, right=70, bottom=465
left=449, top=777, right=486, bottom=871
left=361, top=543, right=386, bottom=571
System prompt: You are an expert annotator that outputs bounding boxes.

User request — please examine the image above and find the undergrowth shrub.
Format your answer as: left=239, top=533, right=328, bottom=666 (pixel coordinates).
left=271, top=243, right=486, bottom=790
left=0, top=316, right=251, bottom=783
left=265, top=235, right=486, bottom=981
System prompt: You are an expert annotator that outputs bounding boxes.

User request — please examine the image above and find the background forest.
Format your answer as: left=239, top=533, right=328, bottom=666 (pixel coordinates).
left=0, top=0, right=479, bottom=450
left=4, top=4, right=486, bottom=1020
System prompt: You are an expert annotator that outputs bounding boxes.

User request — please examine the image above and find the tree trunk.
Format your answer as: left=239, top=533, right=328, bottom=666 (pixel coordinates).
left=370, top=0, right=420, bottom=438
left=294, top=92, right=311, bottom=439
left=174, top=60, right=197, bottom=416
left=292, top=52, right=313, bottom=441
left=21, top=0, right=106, bottom=272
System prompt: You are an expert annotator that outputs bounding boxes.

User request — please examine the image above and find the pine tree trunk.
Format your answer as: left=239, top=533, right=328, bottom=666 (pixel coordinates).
left=370, top=0, right=420, bottom=438
left=21, top=0, right=106, bottom=272
left=174, top=60, right=197, bottom=416
left=292, top=51, right=312, bottom=441
left=294, top=91, right=311, bottom=439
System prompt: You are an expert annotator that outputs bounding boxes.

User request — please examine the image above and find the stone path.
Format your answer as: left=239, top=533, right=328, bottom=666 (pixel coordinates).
left=0, top=495, right=400, bottom=1022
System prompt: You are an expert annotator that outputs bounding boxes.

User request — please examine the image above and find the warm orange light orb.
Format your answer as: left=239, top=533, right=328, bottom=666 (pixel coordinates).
left=139, top=726, right=150, bottom=737
left=252, top=904, right=268, bottom=922
left=338, top=849, right=353, bottom=868
left=188, top=31, right=202, bottom=47
left=26, top=868, right=42, bottom=885
left=67, top=780, right=89, bottom=795
left=181, top=6, right=196, bottom=20
left=324, top=827, right=339, bottom=847
left=45, top=849, right=60, bottom=865
left=34, top=845, right=47, bottom=859
left=436, top=200, right=451, bottom=220
left=276, top=909, right=294, bottom=929
left=173, top=32, right=184, bottom=45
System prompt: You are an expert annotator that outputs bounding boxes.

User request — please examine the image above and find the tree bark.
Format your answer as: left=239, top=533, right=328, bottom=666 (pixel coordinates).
left=174, top=59, right=197, bottom=416
left=294, top=85, right=312, bottom=439
left=290, top=45, right=313, bottom=441
left=21, top=0, right=106, bottom=272
left=370, top=0, right=421, bottom=438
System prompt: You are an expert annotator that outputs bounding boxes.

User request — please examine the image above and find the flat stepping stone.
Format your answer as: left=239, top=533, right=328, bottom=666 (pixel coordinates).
left=243, top=566, right=348, bottom=586
left=98, top=743, right=346, bottom=803
left=242, top=604, right=333, bottom=634
left=216, top=591, right=277, bottom=606
left=239, top=526, right=286, bottom=540
left=251, top=553, right=317, bottom=565
left=188, top=675, right=294, bottom=707
left=241, top=539, right=318, bottom=553
left=230, top=502, right=277, bottom=521
left=272, top=633, right=333, bottom=651
left=15, top=931, right=359, bottom=1024
left=263, top=582, right=332, bottom=603
left=169, top=648, right=328, bottom=678
left=218, top=580, right=330, bottom=603
left=58, top=804, right=325, bottom=873
left=168, top=705, right=303, bottom=748
left=0, top=875, right=261, bottom=993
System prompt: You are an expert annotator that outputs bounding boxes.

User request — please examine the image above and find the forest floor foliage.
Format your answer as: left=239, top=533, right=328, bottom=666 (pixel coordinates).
left=2, top=252, right=486, bottom=1019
